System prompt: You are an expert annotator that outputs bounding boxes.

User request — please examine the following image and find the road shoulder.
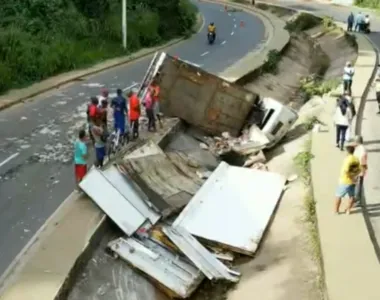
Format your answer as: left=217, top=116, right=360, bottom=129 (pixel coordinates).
left=311, top=33, right=380, bottom=300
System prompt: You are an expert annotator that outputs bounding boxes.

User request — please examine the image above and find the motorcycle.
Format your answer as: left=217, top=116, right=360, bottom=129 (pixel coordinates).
left=363, top=22, right=371, bottom=34
left=207, top=32, right=215, bottom=44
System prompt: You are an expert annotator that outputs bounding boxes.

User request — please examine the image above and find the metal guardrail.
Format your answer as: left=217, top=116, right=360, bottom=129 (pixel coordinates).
left=354, top=35, right=380, bottom=264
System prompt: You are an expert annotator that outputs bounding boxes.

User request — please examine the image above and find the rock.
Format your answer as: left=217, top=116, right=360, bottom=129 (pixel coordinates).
left=221, top=131, right=231, bottom=139
left=199, top=142, right=209, bottom=150
left=243, top=151, right=266, bottom=167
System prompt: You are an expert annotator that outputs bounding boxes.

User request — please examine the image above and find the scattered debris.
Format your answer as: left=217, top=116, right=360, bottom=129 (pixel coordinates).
left=108, top=237, right=204, bottom=299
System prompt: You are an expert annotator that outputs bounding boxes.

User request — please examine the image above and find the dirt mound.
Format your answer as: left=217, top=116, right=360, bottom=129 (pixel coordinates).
left=243, top=26, right=357, bottom=109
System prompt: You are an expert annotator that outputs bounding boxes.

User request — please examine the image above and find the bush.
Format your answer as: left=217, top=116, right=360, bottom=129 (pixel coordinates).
left=0, top=0, right=198, bottom=94
left=262, top=49, right=282, bottom=74
left=300, top=75, right=340, bottom=101
left=355, top=0, right=380, bottom=8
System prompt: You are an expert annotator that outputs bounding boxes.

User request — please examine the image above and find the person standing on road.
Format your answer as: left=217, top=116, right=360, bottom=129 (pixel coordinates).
left=150, top=80, right=163, bottom=128
left=347, top=12, right=354, bottom=32
left=91, top=117, right=106, bottom=168
left=353, top=135, right=367, bottom=206
left=111, top=89, right=128, bottom=139
left=87, top=97, right=99, bottom=145
left=74, top=129, right=88, bottom=187
left=128, top=89, right=141, bottom=139
left=335, top=143, right=361, bottom=215
left=343, top=61, right=355, bottom=95
left=144, top=87, right=156, bottom=132
left=334, top=98, right=353, bottom=150
left=355, top=12, right=364, bottom=32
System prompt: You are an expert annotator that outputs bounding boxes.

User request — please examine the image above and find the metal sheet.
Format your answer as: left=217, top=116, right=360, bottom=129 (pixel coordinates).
left=102, top=166, right=161, bottom=224
left=79, top=168, right=147, bottom=236
left=173, top=162, right=286, bottom=255
left=119, top=152, right=202, bottom=217
left=162, top=226, right=240, bottom=282
left=108, top=237, right=204, bottom=298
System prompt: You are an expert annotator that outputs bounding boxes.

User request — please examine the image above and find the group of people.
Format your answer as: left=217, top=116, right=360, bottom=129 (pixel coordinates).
left=73, top=80, right=163, bottom=186
left=334, top=61, right=355, bottom=150
left=347, top=12, right=370, bottom=33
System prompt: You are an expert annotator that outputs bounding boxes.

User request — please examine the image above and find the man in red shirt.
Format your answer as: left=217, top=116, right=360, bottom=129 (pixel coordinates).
left=87, top=97, right=99, bottom=144
left=128, top=89, right=141, bottom=139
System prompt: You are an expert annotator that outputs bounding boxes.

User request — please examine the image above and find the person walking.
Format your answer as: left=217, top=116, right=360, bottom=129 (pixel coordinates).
left=335, top=142, right=361, bottom=215
left=343, top=61, right=355, bottom=95
left=353, top=135, right=367, bottom=206
left=74, top=129, right=88, bottom=187
left=91, top=117, right=106, bottom=168
left=334, top=98, right=353, bottom=150
left=342, top=92, right=356, bottom=142
left=144, top=87, right=156, bottom=132
left=150, top=79, right=163, bottom=128
left=347, top=12, right=354, bottom=32
left=128, top=88, right=141, bottom=139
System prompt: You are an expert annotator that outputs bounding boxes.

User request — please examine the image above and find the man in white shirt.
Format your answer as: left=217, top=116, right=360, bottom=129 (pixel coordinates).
left=343, top=61, right=355, bottom=95
left=353, top=135, right=367, bottom=206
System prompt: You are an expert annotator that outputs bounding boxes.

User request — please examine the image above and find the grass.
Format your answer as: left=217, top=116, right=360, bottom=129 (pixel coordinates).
left=293, top=138, right=326, bottom=299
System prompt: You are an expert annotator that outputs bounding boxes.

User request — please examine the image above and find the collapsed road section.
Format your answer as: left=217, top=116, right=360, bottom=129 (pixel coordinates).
left=67, top=52, right=295, bottom=299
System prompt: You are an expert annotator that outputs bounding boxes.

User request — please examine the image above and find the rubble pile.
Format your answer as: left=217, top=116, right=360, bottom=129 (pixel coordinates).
left=79, top=141, right=287, bottom=298
left=199, top=125, right=270, bottom=170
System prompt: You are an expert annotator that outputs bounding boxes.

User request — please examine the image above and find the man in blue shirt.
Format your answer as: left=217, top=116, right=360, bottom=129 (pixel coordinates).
left=111, top=89, right=128, bottom=139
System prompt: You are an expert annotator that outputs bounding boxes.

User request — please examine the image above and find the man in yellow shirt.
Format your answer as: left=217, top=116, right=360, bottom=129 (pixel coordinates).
left=335, top=143, right=361, bottom=215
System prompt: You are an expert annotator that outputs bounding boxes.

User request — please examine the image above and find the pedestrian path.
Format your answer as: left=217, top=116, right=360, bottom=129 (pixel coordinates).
left=311, top=33, right=380, bottom=300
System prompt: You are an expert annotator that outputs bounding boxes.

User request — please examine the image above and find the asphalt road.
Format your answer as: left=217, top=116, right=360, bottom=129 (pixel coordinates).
left=0, top=1, right=266, bottom=277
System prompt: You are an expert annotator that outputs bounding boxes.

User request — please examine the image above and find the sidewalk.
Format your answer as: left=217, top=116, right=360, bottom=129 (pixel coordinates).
left=311, top=33, right=380, bottom=300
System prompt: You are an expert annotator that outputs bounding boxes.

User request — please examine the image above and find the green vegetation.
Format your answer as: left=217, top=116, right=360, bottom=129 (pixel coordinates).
left=355, top=0, right=380, bottom=8
left=293, top=140, right=325, bottom=297
left=262, top=49, right=282, bottom=74
left=300, top=76, right=340, bottom=102
left=0, top=0, right=197, bottom=93
left=321, top=16, right=336, bottom=30
left=285, top=12, right=321, bottom=32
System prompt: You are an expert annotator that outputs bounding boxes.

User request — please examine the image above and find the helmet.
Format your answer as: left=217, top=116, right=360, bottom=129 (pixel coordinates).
left=210, top=22, right=214, bottom=26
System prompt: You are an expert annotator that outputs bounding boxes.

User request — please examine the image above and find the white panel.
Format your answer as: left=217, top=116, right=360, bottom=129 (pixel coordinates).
left=163, top=226, right=240, bottom=282
left=173, top=162, right=286, bottom=255
left=80, top=169, right=146, bottom=236
left=102, top=166, right=161, bottom=224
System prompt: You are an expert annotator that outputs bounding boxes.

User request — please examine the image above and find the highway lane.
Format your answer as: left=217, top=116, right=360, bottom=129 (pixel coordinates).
left=0, top=1, right=266, bottom=276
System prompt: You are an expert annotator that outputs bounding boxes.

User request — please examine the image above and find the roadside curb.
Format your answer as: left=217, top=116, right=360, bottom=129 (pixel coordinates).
left=205, top=0, right=290, bottom=82
left=0, top=14, right=204, bottom=112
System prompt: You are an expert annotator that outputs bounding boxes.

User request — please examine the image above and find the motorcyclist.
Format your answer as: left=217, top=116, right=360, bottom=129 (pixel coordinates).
left=207, top=22, right=216, bottom=40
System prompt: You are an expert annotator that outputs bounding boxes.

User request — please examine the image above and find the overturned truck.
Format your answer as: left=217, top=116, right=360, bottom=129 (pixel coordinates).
left=138, top=52, right=299, bottom=149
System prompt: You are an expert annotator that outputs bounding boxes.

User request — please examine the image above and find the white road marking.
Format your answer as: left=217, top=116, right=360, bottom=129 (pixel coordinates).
left=123, top=82, right=139, bottom=92
left=221, top=40, right=226, bottom=45
left=0, top=153, right=19, bottom=168
left=231, top=31, right=235, bottom=35
left=201, top=51, right=210, bottom=57
left=233, top=18, right=236, bottom=22
left=228, top=13, right=231, bottom=16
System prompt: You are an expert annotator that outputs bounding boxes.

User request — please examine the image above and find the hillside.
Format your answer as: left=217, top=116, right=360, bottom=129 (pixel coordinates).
left=0, top=0, right=197, bottom=93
